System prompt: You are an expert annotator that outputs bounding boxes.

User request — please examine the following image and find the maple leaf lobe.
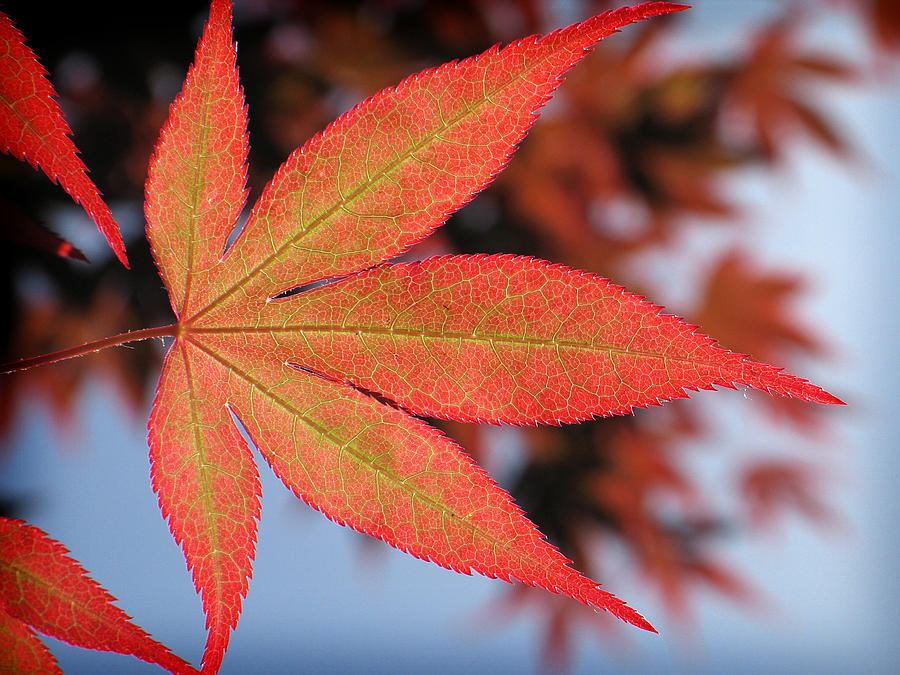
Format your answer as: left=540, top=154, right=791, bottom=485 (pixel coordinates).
left=0, top=518, right=196, bottom=674
left=145, top=1, right=258, bottom=673
left=0, top=604, right=62, bottom=675
left=149, top=342, right=260, bottom=675
left=188, top=2, right=688, bottom=328
left=247, top=254, right=841, bottom=426
left=0, top=10, right=128, bottom=266
left=145, top=0, right=249, bottom=320
left=200, top=351, right=657, bottom=631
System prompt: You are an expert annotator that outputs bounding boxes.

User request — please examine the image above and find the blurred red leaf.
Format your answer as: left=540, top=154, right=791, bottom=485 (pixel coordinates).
left=723, top=17, right=855, bottom=160
left=0, top=196, right=87, bottom=262
left=694, top=249, right=823, bottom=363
left=740, top=459, right=836, bottom=531
left=694, top=249, right=830, bottom=430
left=865, top=0, right=900, bottom=54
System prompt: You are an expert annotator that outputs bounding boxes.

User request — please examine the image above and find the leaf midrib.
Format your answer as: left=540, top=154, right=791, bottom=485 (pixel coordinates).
left=188, top=25, right=584, bottom=324
left=178, top=72, right=219, bottom=317
left=188, top=323, right=748, bottom=376
left=180, top=341, right=227, bottom=615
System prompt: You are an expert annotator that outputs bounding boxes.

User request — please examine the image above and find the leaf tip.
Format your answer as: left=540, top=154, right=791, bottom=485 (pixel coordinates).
left=654, top=1, right=691, bottom=13
left=58, top=240, right=89, bottom=263
left=815, top=389, right=845, bottom=406
left=632, top=1, right=691, bottom=17
left=589, top=585, right=657, bottom=633
left=113, top=244, right=130, bottom=269
left=634, top=615, right=659, bottom=633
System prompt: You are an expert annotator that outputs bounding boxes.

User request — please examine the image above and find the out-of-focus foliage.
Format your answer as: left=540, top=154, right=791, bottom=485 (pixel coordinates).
left=1, top=0, right=884, bottom=667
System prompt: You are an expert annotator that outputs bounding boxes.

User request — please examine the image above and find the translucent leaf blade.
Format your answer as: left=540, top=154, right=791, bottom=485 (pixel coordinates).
left=149, top=343, right=261, bottom=674
left=0, top=518, right=196, bottom=674
left=245, top=255, right=841, bottom=424
left=145, top=4, right=258, bottom=671
left=187, top=335, right=654, bottom=631
left=192, top=2, right=686, bottom=324
left=145, top=0, right=249, bottom=318
left=138, top=0, right=841, bottom=666
left=0, top=10, right=127, bottom=266
left=0, top=605, right=61, bottom=675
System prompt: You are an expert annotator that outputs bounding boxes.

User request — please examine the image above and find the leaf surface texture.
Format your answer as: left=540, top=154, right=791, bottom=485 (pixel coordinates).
left=142, top=3, right=844, bottom=672
left=0, top=518, right=195, bottom=674
left=238, top=254, right=839, bottom=424
left=145, top=1, right=259, bottom=671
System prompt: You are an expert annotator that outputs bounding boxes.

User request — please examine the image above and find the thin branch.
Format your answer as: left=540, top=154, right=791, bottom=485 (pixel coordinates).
left=0, top=324, right=179, bottom=374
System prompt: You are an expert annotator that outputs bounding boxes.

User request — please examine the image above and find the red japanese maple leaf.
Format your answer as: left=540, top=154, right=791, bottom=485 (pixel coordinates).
left=0, top=10, right=127, bottom=266
left=2, top=2, right=844, bottom=672
left=0, top=518, right=195, bottom=674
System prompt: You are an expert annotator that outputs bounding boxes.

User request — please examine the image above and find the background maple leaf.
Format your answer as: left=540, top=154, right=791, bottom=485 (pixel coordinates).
left=0, top=10, right=128, bottom=266
left=1, top=1, right=897, bottom=672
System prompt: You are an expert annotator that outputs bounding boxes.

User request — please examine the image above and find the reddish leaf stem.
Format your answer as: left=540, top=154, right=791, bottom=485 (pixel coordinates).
left=0, top=324, right=178, bottom=374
